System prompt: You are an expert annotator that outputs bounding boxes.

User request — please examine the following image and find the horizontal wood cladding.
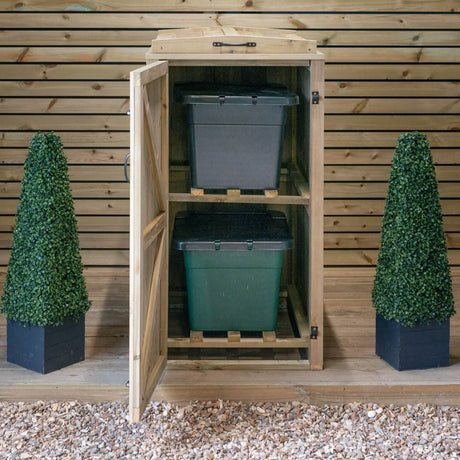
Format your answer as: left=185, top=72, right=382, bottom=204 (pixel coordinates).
left=0, top=14, right=458, bottom=30
left=325, top=149, right=460, bottom=165
left=0, top=248, right=456, bottom=266
left=0, top=64, right=458, bottom=80
left=0, top=115, right=460, bottom=132
left=0, top=149, right=130, bottom=164
left=0, top=1, right=457, bottom=12
left=1, top=81, right=459, bottom=97
left=1, top=197, right=459, bottom=217
left=1, top=47, right=459, bottom=63
left=1, top=215, right=456, bottom=233
left=1, top=132, right=459, bottom=148
left=0, top=215, right=129, bottom=232
left=1, top=114, right=460, bottom=131
left=0, top=5, right=458, bottom=360
left=325, top=216, right=460, bottom=232
left=2, top=30, right=460, bottom=46
left=2, top=231, right=460, bottom=252
left=325, top=132, right=460, bottom=148
left=1, top=97, right=458, bottom=115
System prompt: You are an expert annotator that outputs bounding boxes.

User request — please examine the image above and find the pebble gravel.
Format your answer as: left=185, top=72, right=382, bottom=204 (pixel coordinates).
left=0, top=400, right=458, bottom=459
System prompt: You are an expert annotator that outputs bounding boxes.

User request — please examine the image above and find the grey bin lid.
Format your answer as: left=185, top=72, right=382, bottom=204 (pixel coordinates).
left=172, top=211, right=294, bottom=251
left=175, top=83, right=299, bottom=106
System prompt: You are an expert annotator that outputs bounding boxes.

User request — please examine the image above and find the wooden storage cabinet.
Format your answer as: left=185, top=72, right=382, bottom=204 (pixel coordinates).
left=129, top=28, right=324, bottom=422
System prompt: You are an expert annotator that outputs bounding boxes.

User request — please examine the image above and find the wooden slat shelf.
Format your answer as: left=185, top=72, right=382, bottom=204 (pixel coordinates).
left=168, top=284, right=310, bottom=350
left=189, top=188, right=279, bottom=198
left=168, top=336, right=308, bottom=349
left=166, top=360, right=311, bottom=370
left=169, top=192, right=309, bottom=205
left=169, top=165, right=310, bottom=205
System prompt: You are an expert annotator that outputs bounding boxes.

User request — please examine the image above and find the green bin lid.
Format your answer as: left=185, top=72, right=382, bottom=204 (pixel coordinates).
left=172, top=211, right=293, bottom=251
left=175, top=83, right=298, bottom=106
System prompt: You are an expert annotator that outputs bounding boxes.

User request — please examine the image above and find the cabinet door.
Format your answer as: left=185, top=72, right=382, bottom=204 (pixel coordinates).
left=129, top=61, right=169, bottom=423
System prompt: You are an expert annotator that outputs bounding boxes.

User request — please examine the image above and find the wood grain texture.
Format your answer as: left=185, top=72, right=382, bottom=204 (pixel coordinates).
left=0, top=63, right=457, bottom=81
left=325, top=64, right=460, bottom=80
left=1, top=46, right=459, bottom=64
left=1, top=357, right=459, bottom=407
left=1, top=1, right=457, bottom=12
left=325, top=149, right=460, bottom=165
left=0, top=98, right=130, bottom=114
left=0, top=4, right=458, bottom=366
left=3, top=14, right=460, bottom=30
left=3, top=29, right=460, bottom=46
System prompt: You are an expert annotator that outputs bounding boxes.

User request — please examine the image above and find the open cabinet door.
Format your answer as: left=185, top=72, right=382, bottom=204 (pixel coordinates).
left=129, top=61, right=169, bottom=423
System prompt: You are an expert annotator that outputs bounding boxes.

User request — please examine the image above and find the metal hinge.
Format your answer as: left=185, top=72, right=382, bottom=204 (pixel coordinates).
left=312, top=91, right=320, bottom=104
left=310, top=326, right=319, bottom=339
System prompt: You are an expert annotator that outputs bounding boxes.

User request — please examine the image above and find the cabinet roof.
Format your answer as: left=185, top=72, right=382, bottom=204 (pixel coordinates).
left=150, top=26, right=317, bottom=55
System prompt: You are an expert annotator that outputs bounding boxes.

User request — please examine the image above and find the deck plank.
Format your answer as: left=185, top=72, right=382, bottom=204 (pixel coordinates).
left=1, top=356, right=458, bottom=406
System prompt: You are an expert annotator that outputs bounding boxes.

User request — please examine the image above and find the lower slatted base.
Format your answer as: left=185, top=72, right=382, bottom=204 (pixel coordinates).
left=169, top=330, right=308, bottom=349
left=167, top=285, right=310, bottom=366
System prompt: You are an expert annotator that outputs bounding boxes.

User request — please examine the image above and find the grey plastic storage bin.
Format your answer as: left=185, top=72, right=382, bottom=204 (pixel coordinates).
left=172, top=211, right=293, bottom=332
left=176, top=83, right=298, bottom=190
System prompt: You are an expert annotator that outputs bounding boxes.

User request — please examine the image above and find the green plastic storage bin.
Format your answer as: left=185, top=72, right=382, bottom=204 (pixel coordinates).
left=172, top=211, right=293, bottom=331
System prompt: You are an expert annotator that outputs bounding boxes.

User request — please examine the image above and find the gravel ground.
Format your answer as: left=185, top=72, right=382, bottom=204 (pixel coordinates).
left=0, top=400, right=458, bottom=459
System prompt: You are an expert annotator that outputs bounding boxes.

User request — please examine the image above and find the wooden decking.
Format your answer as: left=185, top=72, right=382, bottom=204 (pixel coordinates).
left=1, top=356, right=459, bottom=406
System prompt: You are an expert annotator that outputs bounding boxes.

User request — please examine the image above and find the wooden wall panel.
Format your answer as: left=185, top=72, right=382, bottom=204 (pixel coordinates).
left=0, top=1, right=458, bottom=359
left=0, top=1, right=457, bottom=12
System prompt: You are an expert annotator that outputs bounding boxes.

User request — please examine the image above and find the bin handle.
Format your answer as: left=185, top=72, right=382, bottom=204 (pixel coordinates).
left=213, top=41, right=256, bottom=48
left=124, top=153, right=130, bottom=183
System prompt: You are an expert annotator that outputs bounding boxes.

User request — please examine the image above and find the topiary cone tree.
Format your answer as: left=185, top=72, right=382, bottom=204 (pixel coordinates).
left=372, top=131, right=455, bottom=370
left=1, top=132, right=91, bottom=373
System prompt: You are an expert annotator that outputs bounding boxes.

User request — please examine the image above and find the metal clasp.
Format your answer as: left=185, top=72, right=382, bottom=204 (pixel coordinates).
left=213, top=41, right=256, bottom=48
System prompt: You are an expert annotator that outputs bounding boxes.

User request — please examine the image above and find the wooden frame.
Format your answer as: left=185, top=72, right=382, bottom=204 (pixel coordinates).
left=130, top=27, right=324, bottom=422
left=129, top=61, right=169, bottom=422
left=308, top=59, right=325, bottom=370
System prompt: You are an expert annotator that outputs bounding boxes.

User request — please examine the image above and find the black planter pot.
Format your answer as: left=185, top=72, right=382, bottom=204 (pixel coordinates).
left=7, top=316, right=85, bottom=374
left=375, top=314, right=449, bottom=371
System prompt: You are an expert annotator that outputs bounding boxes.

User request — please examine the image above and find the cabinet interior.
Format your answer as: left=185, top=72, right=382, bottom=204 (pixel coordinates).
left=166, top=65, right=313, bottom=362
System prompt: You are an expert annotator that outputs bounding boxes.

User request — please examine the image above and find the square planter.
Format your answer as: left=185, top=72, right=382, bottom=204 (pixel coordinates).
left=375, top=314, right=449, bottom=371
left=7, top=316, right=85, bottom=374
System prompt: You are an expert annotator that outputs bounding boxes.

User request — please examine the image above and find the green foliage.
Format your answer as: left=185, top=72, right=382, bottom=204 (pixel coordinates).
left=372, top=132, right=454, bottom=327
left=1, top=132, right=90, bottom=326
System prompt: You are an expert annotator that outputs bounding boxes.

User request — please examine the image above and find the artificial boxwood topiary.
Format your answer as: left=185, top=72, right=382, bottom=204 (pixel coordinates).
left=1, top=132, right=90, bottom=326
left=372, top=131, right=455, bottom=327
